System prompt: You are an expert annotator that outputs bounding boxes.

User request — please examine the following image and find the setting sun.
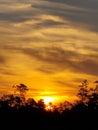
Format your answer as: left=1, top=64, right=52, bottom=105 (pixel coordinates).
left=42, top=96, right=57, bottom=105
left=41, top=96, right=57, bottom=111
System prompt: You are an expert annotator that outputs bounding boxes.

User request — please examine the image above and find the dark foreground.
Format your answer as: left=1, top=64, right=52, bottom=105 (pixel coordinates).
left=0, top=105, right=98, bottom=130
left=0, top=81, right=98, bottom=130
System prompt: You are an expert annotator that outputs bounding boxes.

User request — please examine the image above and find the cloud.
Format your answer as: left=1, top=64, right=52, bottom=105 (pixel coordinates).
left=0, top=0, right=98, bottom=35
left=0, top=54, right=17, bottom=76
left=77, top=59, right=98, bottom=76
left=0, top=56, right=5, bottom=64
left=44, top=0, right=98, bottom=9
left=33, top=0, right=98, bottom=32
left=55, top=79, right=74, bottom=88
left=0, top=67, right=16, bottom=76
left=0, top=0, right=98, bottom=32
left=0, top=2, right=35, bottom=23
left=15, top=46, right=98, bottom=76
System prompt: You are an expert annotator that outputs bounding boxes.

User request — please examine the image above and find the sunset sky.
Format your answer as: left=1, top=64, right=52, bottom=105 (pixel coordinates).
left=0, top=0, right=98, bottom=103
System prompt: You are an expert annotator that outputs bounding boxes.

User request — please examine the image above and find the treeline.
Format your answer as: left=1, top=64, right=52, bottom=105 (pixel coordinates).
left=0, top=80, right=98, bottom=130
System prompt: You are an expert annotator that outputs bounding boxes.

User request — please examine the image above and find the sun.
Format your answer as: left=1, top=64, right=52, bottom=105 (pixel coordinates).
left=36, top=95, right=59, bottom=111
left=42, top=96, right=56, bottom=105
left=42, top=96, right=57, bottom=111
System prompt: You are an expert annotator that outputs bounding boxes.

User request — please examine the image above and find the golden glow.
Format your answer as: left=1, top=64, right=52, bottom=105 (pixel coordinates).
left=45, top=105, right=52, bottom=110
left=41, top=96, right=57, bottom=111
left=42, top=96, right=57, bottom=105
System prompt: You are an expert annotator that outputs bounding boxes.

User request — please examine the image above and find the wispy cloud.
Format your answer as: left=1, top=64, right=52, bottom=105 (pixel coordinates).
left=0, top=0, right=98, bottom=99
left=0, top=56, right=5, bottom=64
left=1, top=0, right=98, bottom=32
left=14, top=46, right=98, bottom=76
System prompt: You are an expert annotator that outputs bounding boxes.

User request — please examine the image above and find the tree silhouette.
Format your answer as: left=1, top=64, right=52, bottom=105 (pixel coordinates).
left=0, top=94, right=14, bottom=109
left=88, top=81, right=98, bottom=110
left=77, top=80, right=89, bottom=104
left=37, top=99, right=46, bottom=109
left=12, top=83, right=29, bottom=107
left=13, top=83, right=28, bottom=98
left=26, top=98, right=37, bottom=108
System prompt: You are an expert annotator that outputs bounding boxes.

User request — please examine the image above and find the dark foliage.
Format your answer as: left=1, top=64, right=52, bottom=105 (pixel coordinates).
left=0, top=81, right=98, bottom=130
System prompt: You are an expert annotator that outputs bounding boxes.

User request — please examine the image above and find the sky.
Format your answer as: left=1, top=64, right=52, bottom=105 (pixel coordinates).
left=0, top=0, right=98, bottom=103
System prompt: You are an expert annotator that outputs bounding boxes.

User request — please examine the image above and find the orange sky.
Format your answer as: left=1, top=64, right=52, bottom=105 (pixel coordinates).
left=0, top=0, right=98, bottom=103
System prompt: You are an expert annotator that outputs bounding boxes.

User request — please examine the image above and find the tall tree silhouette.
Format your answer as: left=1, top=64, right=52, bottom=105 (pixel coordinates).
left=37, top=99, right=46, bottom=109
left=12, top=83, right=28, bottom=107
left=77, top=80, right=89, bottom=104
left=13, top=83, right=28, bottom=98
left=88, top=81, right=98, bottom=110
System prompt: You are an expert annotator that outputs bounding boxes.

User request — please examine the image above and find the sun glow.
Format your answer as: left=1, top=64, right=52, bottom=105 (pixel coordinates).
left=42, top=96, right=57, bottom=111
left=42, top=96, right=56, bottom=105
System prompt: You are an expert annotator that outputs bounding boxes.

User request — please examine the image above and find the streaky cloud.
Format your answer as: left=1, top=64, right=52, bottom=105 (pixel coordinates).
left=17, top=46, right=98, bottom=76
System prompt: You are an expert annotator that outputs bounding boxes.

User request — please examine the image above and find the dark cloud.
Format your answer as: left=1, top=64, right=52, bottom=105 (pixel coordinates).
left=0, top=65, right=17, bottom=76
left=0, top=7, right=64, bottom=31
left=0, top=0, right=98, bottom=32
left=20, top=47, right=79, bottom=65
left=1, top=44, right=98, bottom=76
left=17, top=46, right=98, bottom=76
left=73, top=78, right=87, bottom=83
left=37, top=66, right=57, bottom=74
left=33, top=0, right=98, bottom=32
left=1, top=44, right=98, bottom=77
left=0, top=56, right=5, bottom=64
left=55, top=79, right=74, bottom=88
left=78, top=59, right=98, bottom=76
left=45, top=0, right=98, bottom=10
left=0, top=12, right=31, bottom=23
left=34, top=20, right=64, bottom=29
